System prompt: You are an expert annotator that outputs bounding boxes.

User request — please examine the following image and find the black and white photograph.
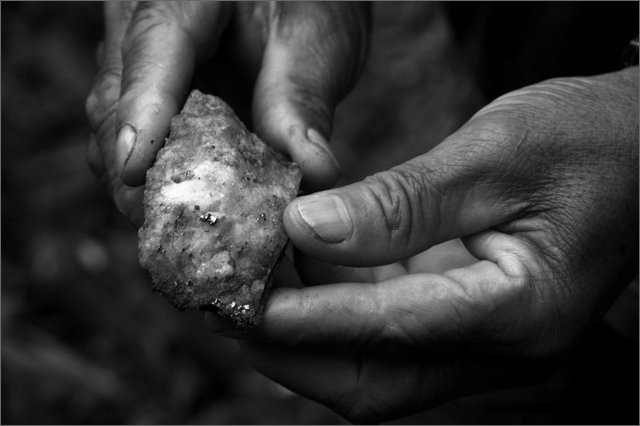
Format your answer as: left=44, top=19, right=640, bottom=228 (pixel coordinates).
left=2, top=2, right=638, bottom=424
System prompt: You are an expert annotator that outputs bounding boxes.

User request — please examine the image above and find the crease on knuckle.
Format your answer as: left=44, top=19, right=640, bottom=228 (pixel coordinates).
left=361, top=171, right=411, bottom=246
left=285, top=75, right=333, bottom=131
left=122, top=4, right=196, bottom=64
left=86, top=68, right=121, bottom=131
left=367, top=165, right=442, bottom=251
left=85, top=90, right=101, bottom=127
left=364, top=163, right=436, bottom=251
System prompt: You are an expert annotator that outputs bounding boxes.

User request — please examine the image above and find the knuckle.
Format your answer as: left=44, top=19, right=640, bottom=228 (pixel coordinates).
left=121, top=4, right=176, bottom=59
left=86, top=68, right=121, bottom=131
left=85, top=90, right=100, bottom=124
left=361, top=168, right=424, bottom=248
left=288, top=82, right=332, bottom=133
left=123, top=2, right=218, bottom=59
left=457, top=110, right=548, bottom=192
left=464, top=252, right=572, bottom=361
left=362, top=173, right=404, bottom=233
left=104, top=1, right=137, bottom=25
left=86, top=135, right=106, bottom=178
left=270, top=2, right=367, bottom=97
left=464, top=111, right=522, bottom=152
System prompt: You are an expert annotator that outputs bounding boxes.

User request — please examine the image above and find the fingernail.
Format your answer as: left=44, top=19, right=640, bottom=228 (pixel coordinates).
left=306, top=128, right=341, bottom=172
left=296, top=195, right=352, bottom=243
left=116, top=123, right=137, bottom=176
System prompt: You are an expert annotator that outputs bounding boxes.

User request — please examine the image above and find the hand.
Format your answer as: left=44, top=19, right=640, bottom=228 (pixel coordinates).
left=214, top=67, right=638, bottom=423
left=85, top=1, right=369, bottom=225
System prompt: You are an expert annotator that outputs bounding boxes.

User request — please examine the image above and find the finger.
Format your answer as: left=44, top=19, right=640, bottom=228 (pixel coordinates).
left=252, top=2, right=370, bottom=191
left=462, top=231, right=543, bottom=278
left=252, top=241, right=538, bottom=355
left=405, top=239, right=478, bottom=275
left=297, top=253, right=405, bottom=285
left=115, top=1, right=232, bottom=186
left=283, top=114, right=534, bottom=267
left=86, top=3, right=145, bottom=225
left=86, top=2, right=134, bottom=136
left=254, top=276, right=471, bottom=353
left=204, top=253, right=304, bottom=337
left=113, top=185, right=145, bottom=228
left=295, top=239, right=476, bottom=286
left=86, top=133, right=106, bottom=179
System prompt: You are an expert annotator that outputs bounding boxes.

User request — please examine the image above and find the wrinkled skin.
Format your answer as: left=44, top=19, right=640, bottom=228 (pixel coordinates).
left=87, top=2, right=638, bottom=424
left=85, top=1, right=369, bottom=226
left=208, top=68, right=639, bottom=423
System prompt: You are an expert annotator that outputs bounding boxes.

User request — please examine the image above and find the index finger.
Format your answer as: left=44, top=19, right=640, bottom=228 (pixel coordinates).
left=252, top=232, right=541, bottom=356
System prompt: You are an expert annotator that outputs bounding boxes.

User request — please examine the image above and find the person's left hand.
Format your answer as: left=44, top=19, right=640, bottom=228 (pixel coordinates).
left=207, top=67, right=638, bottom=423
left=85, top=2, right=369, bottom=225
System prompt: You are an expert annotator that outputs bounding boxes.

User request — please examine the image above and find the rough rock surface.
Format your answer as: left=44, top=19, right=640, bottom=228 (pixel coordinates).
left=138, top=90, right=301, bottom=330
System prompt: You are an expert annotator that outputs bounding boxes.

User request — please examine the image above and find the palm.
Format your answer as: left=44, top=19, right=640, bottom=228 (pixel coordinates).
left=245, top=235, right=547, bottom=423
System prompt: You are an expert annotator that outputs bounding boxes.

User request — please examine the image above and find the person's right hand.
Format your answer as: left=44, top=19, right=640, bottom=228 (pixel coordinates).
left=210, top=67, right=638, bottom=423
left=85, top=1, right=369, bottom=226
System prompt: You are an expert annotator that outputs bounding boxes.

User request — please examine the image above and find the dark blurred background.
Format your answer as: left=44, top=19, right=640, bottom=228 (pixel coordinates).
left=1, top=2, right=637, bottom=425
left=1, top=2, right=348, bottom=424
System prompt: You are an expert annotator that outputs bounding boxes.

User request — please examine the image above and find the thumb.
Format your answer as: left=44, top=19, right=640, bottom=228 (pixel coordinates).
left=283, top=114, right=531, bottom=266
left=252, top=2, right=370, bottom=191
left=115, top=2, right=231, bottom=186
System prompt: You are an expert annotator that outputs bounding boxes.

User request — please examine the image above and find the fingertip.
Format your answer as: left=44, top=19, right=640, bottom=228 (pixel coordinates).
left=283, top=197, right=307, bottom=242
left=283, top=191, right=355, bottom=266
left=248, top=282, right=387, bottom=349
left=288, top=126, right=341, bottom=191
left=259, top=287, right=309, bottom=334
left=256, top=111, right=340, bottom=190
left=120, top=138, right=153, bottom=187
left=252, top=65, right=340, bottom=191
left=115, top=123, right=137, bottom=180
left=113, top=183, right=145, bottom=227
left=116, top=96, right=177, bottom=186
